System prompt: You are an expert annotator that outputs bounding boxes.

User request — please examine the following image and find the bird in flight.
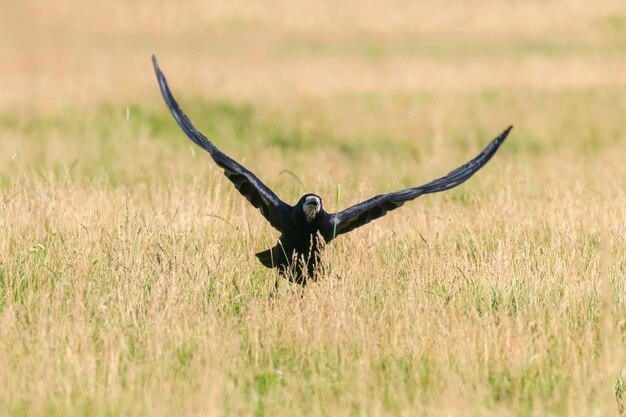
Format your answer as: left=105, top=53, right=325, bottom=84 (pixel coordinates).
left=152, top=55, right=512, bottom=286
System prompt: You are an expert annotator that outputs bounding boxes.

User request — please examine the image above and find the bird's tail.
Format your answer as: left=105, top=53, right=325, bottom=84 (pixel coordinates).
left=255, top=245, right=286, bottom=269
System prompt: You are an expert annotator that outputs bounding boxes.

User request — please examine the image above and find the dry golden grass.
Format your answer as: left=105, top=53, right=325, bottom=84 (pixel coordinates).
left=1, top=1, right=625, bottom=416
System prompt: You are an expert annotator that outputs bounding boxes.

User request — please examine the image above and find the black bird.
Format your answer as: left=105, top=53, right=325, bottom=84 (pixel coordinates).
left=152, top=56, right=512, bottom=286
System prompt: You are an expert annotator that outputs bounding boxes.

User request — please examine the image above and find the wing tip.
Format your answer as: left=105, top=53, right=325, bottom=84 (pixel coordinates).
left=151, top=54, right=160, bottom=73
left=489, top=124, right=513, bottom=151
left=151, top=55, right=176, bottom=110
left=499, top=125, right=513, bottom=141
left=151, top=55, right=165, bottom=83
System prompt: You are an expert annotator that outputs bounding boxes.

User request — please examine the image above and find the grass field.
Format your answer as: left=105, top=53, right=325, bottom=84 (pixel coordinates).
left=1, top=1, right=625, bottom=416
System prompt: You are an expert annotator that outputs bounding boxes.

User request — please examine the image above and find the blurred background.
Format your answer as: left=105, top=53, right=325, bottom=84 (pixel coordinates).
left=2, top=0, right=625, bottom=196
left=2, top=0, right=626, bottom=110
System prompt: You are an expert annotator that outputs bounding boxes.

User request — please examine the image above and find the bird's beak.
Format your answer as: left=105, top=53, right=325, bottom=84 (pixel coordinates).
left=303, top=201, right=320, bottom=221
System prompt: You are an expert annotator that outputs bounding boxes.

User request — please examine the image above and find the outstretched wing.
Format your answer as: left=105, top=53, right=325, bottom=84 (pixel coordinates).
left=327, top=126, right=512, bottom=238
left=152, top=55, right=290, bottom=231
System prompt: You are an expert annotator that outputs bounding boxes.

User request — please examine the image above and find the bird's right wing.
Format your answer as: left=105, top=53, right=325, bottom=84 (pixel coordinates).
left=152, top=56, right=290, bottom=231
left=327, top=126, right=512, bottom=238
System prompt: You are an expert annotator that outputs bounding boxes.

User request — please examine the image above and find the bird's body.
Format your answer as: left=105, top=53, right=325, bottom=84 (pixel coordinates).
left=151, top=55, right=512, bottom=286
left=255, top=194, right=333, bottom=284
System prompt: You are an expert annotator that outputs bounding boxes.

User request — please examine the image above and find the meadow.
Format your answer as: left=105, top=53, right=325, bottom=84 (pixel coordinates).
left=0, top=1, right=625, bottom=416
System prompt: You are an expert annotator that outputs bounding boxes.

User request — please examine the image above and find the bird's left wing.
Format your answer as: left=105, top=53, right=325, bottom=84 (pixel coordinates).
left=326, top=126, right=512, bottom=238
left=152, top=56, right=290, bottom=231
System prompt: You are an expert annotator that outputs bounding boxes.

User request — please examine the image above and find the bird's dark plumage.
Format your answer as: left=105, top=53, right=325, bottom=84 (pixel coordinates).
left=328, top=126, right=512, bottom=237
left=152, top=55, right=290, bottom=231
left=152, top=55, right=512, bottom=286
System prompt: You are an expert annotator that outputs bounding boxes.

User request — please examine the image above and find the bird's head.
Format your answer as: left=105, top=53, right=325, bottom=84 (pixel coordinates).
left=298, top=194, right=323, bottom=222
